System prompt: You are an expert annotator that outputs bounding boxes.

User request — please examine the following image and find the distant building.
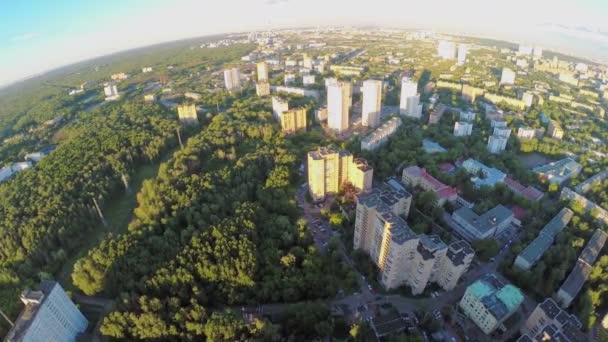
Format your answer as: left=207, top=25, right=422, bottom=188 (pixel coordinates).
left=272, top=96, right=289, bottom=121
left=111, top=72, right=129, bottom=81
left=422, top=139, right=447, bottom=154
left=437, top=41, right=456, bottom=60
left=177, top=104, right=198, bottom=124
left=144, top=94, right=157, bottom=102
left=454, top=122, right=473, bottom=137
left=361, top=117, right=402, bottom=151
left=556, top=229, right=608, bottom=308
left=452, top=205, right=514, bottom=241
left=307, top=148, right=372, bottom=202
left=302, top=74, right=315, bottom=86
left=327, top=81, right=351, bottom=132
left=256, top=61, right=269, bottom=82
left=533, top=158, right=582, bottom=185
left=256, top=82, right=270, bottom=97
left=518, top=298, right=585, bottom=342
left=518, top=45, right=533, bottom=55
left=487, top=135, right=508, bottom=154
left=457, top=44, right=468, bottom=65
left=462, top=84, right=485, bottom=102
left=532, top=46, right=543, bottom=57
left=459, top=274, right=523, bottom=334
left=399, top=78, right=422, bottom=119
left=280, top=108, right=307, bottom=135
left=354, top=183, right=473, bottom=294
left=428, top=104, right=447, bottom=124
left=184, top=92, right=202, bottom=100
left=329, top=65, right=365, bottom=76
left=561, top=187, right=608, bottom=225
left=459, top=111, right=476, bottom=122
left=522, top=92, right=534, bottom=107
left=491, top=120, right=508, bottom=128
left=547, top=120, right=564, bottom=140
left=362, top=80, right=383, bottom=128
left=223, top=67, right=241, bottom=91
left=272, top=86, right=320, bottom=99
left=284, top=73, right=296, bottom=85
left=103, top=84, right=119, bottom=101
left=462, top=158, right=507, bottom=188
left=500, top=68, right=516, bottom=85
left=514, top=208, right=574, bottom=270
left=575, top=170, right=608, bottom=194
left=142, top=67, right=153, bottom=73
left=559, top=73, right=579, bottom=87
left=5, top=281, right=88, bottom=342
left=402, top=166, right=457, bottom=205
left=503, top=177, right=544, bottom=202
left=517, top=127, right=536, bottom=139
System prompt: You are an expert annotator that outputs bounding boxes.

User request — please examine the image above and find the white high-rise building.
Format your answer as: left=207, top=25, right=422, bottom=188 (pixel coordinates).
left=5, top=281, right=88, bottom=342
left=399, top=78, right=422, bottom=119
left=224, top=68, right=241, bottom=91
left=437, top=41, right=456, bottom=60
left=327, top=81, right=351, bottom=132
left=457, top=44, right=468, bottom=65
left=103, top=83, right=119, bottom=101
left=488, top=135, right=508, bottom=154
left=454, top=122, right=473, bottom=137
left=518, top=45, right=533, bottom=55
left=500, top=68, right=516, bottom=85
left=362, top=80, right=383, bottom=128
left=533, top=46, right=543, bottom=58
left=272, top=96, right=289, bottom=121
left=257, top=62, right=269, bottom=82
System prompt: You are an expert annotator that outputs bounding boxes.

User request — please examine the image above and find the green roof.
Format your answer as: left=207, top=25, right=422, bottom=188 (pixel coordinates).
left=496, top=285, right=524, bottom=312
left=468, top=280, right=494, bottom=299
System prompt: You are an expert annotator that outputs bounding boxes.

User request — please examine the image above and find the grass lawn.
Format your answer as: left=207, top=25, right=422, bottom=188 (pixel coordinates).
left=56, top=161, right=163, bottom=291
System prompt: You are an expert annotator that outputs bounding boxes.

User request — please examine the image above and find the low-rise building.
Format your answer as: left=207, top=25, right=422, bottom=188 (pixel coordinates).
left=5, top=281, right=88, bottom=342
left=518, top=298, right=585, bottom=342
left=177, top=104, right=198, bottom=124
left=533, top=158, right=582, bottom=185
left=422, top=139, right=447, bottom=154
left=561, top=187, right=608, bottom=225
left=361, top=117, right=402, bottom=151
left=517, top=127, right=536, bottom=139
left=272, top=86, right=321, bottom=99
left=402, top=166, right=457, bottom=205
left=451, top=205, right=514, bottom=241
left=144, top=94, right=157, bottom=102
left=514, top=208, right=573, bottom=270
left=459, top=274, right=524, bottom=334
left=302, top=74, right=315, bottom=86
left=503, top=177, right=544, bottom=202
left=574, top=170, right=608, bottom=194
left=462, top=159, right=506, bottom=188
left=556, top=229, right=608, bottom=308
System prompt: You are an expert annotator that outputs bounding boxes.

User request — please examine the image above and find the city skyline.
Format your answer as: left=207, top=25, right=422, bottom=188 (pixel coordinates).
left=2, top=0, right=608, bottom=87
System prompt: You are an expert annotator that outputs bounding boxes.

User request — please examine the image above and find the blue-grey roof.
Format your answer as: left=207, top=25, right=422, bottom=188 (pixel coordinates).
left=517, top=208, right=573, bottom=267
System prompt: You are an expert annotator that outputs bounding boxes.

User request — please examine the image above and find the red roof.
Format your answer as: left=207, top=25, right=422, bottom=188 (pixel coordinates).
left=511, top=205, right=528, bottom=220
left=405, top=166, right=458, bottom=199
left=439, top=162, right=456, bottom=174
left=505, top=177, right=544, bottom=201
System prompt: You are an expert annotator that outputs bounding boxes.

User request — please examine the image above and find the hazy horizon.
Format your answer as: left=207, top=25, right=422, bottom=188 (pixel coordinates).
left=2, top=0, right=608, bottom=87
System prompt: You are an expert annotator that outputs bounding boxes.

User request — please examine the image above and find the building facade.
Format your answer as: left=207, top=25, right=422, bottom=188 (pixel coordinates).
left=361, top=117, right=402, bottom=151
left=454, top=122, right=473, bottom=137
left=547, top=120, right=564, bottom=140
left=452, top=205, right=514, bottom=241
left=280, top=108, right=307, bottom=134
left=307, top=147, right=372, bottom=202
left=437, top=41, right=456, bottom=60
left=5, top=281, right=88, bottom=342
left=487, top=135, right=508, bottom=154
left=272, top=96, right=289, bottom=121
left=362, top=80, right=383, bottom=128
left=518, top=298, right=585, bottom=342
left=256, top=61, right=269, bottom=82
left=402, top=166, right=458, bottom=205
left=256, top=82, right=270, bottom=97
left=500, top=68, right=516, bottom=85
left=327, top=81, right=351, bottom=132
left=223, top=67, right=241, bottom=91
left=399, top=78, right=422, bottom=119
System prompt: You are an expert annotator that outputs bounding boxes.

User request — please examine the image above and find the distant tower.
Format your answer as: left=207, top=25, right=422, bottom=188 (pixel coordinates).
left=457, top=44, right=468, bottom=65
left=437, top=41, right=456, bottom=60
left=223, top=68, right=241, bottom=91
left=327, top=81, right=351, bottom=132
left=362, top=80, right=383, bottom=128
left=257, top=62, right=269, bottom=82
left=399, top=78, right=422, bottom=119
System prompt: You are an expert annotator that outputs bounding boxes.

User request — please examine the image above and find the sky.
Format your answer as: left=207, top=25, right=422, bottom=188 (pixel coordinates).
left=1, top=0, right=608, bottom=87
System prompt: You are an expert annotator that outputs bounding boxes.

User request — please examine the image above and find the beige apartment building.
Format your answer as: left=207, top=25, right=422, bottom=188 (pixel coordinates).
left=547, top=120, right=564, bottom=140
left=256, top=82, right=270, bottom=97
left=257, top=61, right=269, bottom=82
left=353, top=183, right=473, bottom=294
left=307, top=148, right=372, bottom=202
left=280, top=108, right=307, bottom=134
left=177, top=104, right=198, bottom=124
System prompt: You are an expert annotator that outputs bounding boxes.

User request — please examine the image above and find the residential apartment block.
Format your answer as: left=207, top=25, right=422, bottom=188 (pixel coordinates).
left=452, top=205, right=514, bottom=241
left=428, top=104, right=447, bottom=124
left=272, top=96, right=289, bottom=121
left=533, top=158, right=582, bottom=185
left=280, top=108, right=307, bottom=134
left=500, top=68, right=516, bottom=85
left=327, top=80, right=352, bottom=132
left=547, top=120, right=564, bottom=140
left=223, top=67, right=241, bottom=91
left=514, top=208, right=574, bottom=270
left=362, top=80, right=383, bottom=128
left=256, top=82, right=270, bottom=97
left=361, top=117, right=402, bottom=151
left=556, top=229, right=608, bottom=308
left=487, top=135, right=508, bottom=154
left=518, top=298, right=585, bottom=342
left=517, top=127, right=536, bottom=139
left=307, top=148, right=372, bottom=202
left=561, top=187, right=608, bottom=225
left=459, top=274, right=524, bottom=334
left=256, top=61, right=269, bottom=82
left=354, top=184, right=473, bottom=294
left=5, top=281, right=88, bottom=342
left=454, top=121, right=473, bottom=137
left=399, top=78, right=422, bottom=119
